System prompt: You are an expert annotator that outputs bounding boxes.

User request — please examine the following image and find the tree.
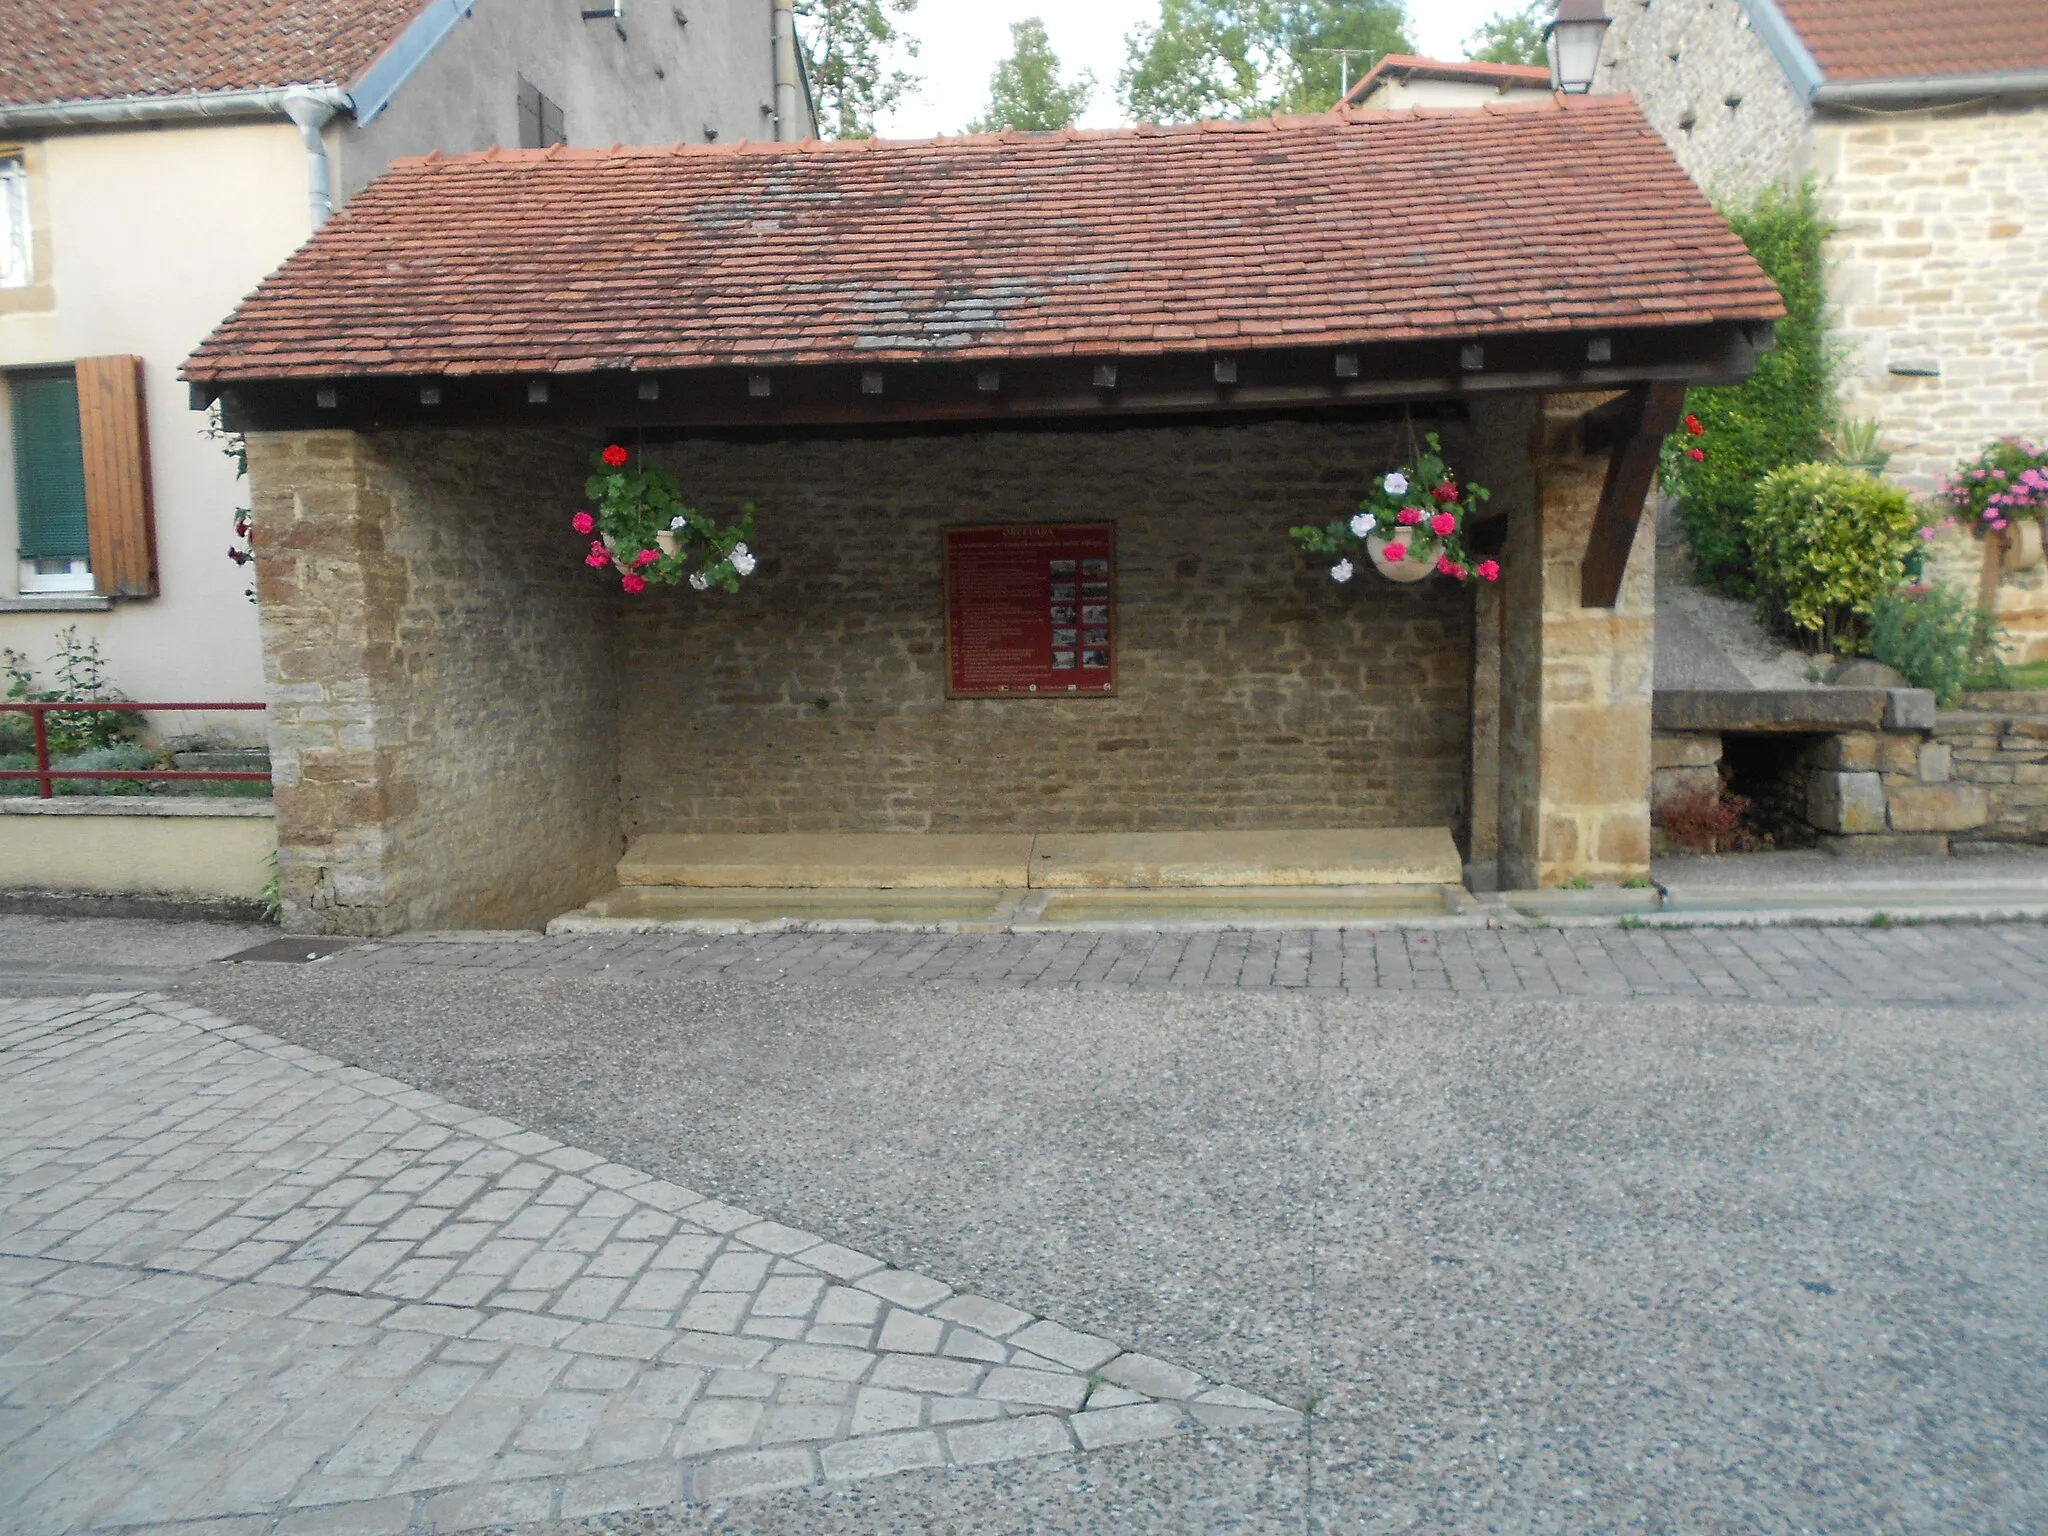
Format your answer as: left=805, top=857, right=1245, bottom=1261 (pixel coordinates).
left=796, top=0, right=921, bottom=140
left=1118, top=0, right=1409, bottom=125
left=1465, top=1, right=1550, bottom=67
left=970, top=18, right=1095, bottom=132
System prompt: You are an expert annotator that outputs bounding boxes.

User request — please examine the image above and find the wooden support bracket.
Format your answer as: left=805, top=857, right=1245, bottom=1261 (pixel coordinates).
left=1580, top=381, right=1688, bottom=608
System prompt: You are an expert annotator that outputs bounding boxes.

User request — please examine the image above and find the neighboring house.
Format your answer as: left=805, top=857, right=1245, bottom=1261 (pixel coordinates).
left=1341, top=56, right=1554, bottom=111
left=1600, top=0, right=2048, bottom=644
left=0, top=0, right=810, bottom=712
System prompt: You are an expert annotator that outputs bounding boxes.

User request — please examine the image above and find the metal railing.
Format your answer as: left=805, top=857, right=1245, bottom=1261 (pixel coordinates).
left=0, top=701, right=268, bottom=799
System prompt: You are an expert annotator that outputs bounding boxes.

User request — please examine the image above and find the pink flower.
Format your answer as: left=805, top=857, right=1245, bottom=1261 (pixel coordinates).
left=1476, top=560, right=1501, bottom=583
left=1428, top=511, right=1456, bottom=537
left=1396, top=507, right=1423, bottom=527
left=1383, top=540, right=1407, bottom=562
left=572, top=511, right=594, bottom=535
left=633, top=548, right=660, bottom=568
left=1436, top=556, right=1457, bottom=575
left=621, top=572, right=647, bottom=594
left=602, top=444, right=629, bottom=468
left=1687, top=447, right=1706, bottom=462
left=1431, top=481, right=1459, bottom=503
left=584, top=541, right=610, bottom=569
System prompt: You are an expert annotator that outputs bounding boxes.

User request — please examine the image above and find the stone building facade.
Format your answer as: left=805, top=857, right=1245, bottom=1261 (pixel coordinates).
left=1602, top=0, right=2048, bottom=651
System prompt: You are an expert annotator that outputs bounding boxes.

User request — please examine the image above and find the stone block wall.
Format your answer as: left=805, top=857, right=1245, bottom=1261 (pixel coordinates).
left=1600, top=0, right=1810, bottom=202
left=1936, top=695, right=2048, bottom=843
left=1815, top=104, right=2048, bottom=499
left=247, top=429, right=621, bottom=934
left=617, top=410, right=1532, bottom=843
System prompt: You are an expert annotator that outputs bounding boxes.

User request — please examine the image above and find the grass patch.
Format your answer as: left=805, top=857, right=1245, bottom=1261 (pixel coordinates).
left=1970, top=658, right=2048, bottom=692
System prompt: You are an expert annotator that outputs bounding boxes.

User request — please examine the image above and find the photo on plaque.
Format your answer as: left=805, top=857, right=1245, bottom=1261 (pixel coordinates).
left=1083, top=628, right=1109, bottom=647
left=1050, top=582, right=1078, bottom=601
left=1050, top=604, right=1077, bottom=624
left=1081, top=649, right=1109, bottom=669
left=1081, top=558, right=1109, bottom=579
left=1082, top=581, right=1109, bottom=600
left=1052, top=628, right=1078, bottom=646
left=1049, top=559, right=1077, bottom=578
left=1080, top=603, right=1109, bottom=626
left=1052, top=650, right=1078, bottom=670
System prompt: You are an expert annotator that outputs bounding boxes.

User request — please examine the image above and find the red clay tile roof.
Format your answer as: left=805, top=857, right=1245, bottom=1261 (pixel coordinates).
left=185, top=96, right=1785, bottom=386
left=0, top=0, right=427, bottom=107
left=1776, top=0, right=2048, bottom=82
left=1341, top=54, right=1554, bottom=107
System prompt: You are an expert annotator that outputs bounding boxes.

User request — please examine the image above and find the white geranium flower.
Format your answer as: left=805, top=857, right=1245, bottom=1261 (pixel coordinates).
left=1330, top=559, right=1355, bottom=584
left=688, top=571, right=709, bottom=591
left=730, top=543, right=756, bottom=576
left=1383, top=472, right=1408, bottom=496
left=1350, top=511, right=1376, bottom=538
left=669, top=515, right=689, bottom=529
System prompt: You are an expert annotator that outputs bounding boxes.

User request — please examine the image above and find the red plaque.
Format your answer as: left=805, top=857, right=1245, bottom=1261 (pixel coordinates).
left=945, top=523, right=1116, bottom=698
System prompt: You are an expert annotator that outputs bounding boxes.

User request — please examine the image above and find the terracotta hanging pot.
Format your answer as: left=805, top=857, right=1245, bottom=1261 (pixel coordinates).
left=1367, top=528, right=1439, bottom=583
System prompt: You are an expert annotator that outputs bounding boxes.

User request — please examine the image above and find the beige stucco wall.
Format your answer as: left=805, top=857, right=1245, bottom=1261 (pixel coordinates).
left=0, top=801, right=274, bottom=899
left=1355, top=79, right=1552, bottom=111
left=0, top=121, right=312, bottom=732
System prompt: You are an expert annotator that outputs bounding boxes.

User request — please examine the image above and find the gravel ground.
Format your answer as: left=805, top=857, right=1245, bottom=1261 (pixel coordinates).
left=169, top=962, right=2048, bottom=1534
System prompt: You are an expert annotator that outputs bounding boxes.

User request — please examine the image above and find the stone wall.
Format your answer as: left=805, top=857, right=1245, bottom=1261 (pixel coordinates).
left=1600, top=0, right=1810, bottom=201
left=1937, top=695, right=2048, bottom=844
left=617, top=411, right=1531, bottom=845
left=247, top=429, right=621, bottom=934
left=1815, top=103, right=2048, bottom=498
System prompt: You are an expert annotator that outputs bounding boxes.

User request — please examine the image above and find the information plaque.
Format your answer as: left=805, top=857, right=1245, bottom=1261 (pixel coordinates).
left=944, top=523, right=1116, bottom=698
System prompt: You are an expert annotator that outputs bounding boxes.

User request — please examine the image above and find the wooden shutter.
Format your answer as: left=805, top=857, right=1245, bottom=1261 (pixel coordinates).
left=74, top=354, right=157, bottom=597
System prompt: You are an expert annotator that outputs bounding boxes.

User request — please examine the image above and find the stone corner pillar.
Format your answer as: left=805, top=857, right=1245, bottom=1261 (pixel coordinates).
left=246, top=430, right=417, bottom=936
left=1496, top=395, right=1655, bottom=890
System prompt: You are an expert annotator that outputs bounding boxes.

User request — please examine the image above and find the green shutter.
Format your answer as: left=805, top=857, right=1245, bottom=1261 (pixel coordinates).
left=11, top=371, right=89, bottom=561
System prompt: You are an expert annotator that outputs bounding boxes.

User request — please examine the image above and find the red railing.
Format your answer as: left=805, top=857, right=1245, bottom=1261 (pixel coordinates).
left=0, top=701, right=268, bottom=799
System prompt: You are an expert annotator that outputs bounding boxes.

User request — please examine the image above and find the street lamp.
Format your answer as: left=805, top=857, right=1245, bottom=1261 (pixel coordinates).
left=1546, top=0, right=1612, bottom=94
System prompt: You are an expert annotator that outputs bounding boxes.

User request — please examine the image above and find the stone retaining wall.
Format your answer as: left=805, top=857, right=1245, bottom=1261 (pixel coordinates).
left=1936, top=693, right=2048, bottom=844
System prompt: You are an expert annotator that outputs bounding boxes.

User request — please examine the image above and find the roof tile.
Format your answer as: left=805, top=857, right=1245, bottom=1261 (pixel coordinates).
left=1778, top=0, right=2048, bottom=82
left=186, top=96, right=1784, bottom=385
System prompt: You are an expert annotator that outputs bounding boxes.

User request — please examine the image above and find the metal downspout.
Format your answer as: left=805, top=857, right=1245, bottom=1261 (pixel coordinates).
left=772, top=0, right=802, bottom=141
left=281, top=91, right=342, bottom=227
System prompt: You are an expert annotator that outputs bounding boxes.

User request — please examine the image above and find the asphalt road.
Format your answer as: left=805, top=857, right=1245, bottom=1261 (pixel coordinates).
left=168, top=956, right=2048, bottom=1534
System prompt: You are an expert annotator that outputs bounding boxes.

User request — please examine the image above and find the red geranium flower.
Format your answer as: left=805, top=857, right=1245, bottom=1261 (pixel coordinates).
left=1428, top=511, right=1456, bottom=538
left=601, top=444, right=630, bottom=468
left=1383, top=541, right=1407, bottom=562
left=1685, top=415, right=1705, bottom=437
left=1435, top=556, right=1458, bottom=576
left=1687, top=447, right=1706, bottom=462
left=633, top=548, right=660, bottom=568
left=584, top=541, right=610, bottom=569
left=621, top=572, right=647, bottom=594
left=1396, top=507, right=1423, bottom=526
left=1432, top=482, right=1459, bottom=502
left=572, top=511, right=594, bottom=535
left=1476, top=560, right=1501, bottom=583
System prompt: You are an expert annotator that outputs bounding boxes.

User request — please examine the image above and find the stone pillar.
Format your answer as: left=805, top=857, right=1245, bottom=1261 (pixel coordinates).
left=1497, top=395, right=1655, bottom=889
left=1465, top=580, right=1503, bottom=890
left=247, top=429, right=620, bottom=934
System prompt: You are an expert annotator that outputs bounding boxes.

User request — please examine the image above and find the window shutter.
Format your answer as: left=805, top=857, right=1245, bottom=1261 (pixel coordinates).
left=9, top=371, right=89, bottom=560
left=74, top=354, right=157, bottom=596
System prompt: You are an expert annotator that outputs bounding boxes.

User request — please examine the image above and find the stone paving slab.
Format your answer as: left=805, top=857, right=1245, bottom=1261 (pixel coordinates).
left=0, top=994, right=1296, bottom=1534
left=306, top=921, right=2048, bottom=1008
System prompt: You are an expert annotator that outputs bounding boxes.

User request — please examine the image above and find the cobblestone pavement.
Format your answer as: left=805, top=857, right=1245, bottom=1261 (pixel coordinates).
left=0, top=994, right=1294, bottom=1535
left=321, top=921, right=2048, bottom=1006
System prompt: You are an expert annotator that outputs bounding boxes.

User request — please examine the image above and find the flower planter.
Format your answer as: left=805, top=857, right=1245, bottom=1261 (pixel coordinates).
left=1366, top=529, right=1439, bottom=583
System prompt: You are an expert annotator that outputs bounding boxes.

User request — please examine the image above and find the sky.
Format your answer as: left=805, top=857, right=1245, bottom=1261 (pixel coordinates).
left=871, top=0, right=1516, bottom=138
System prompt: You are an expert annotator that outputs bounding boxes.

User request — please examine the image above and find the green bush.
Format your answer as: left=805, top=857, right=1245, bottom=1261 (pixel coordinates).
left=1662, top=181, right=1838, bottom=593
left=1745, top=463, right=1919, bottom=645
left=1866, top=585, right=2006, bottom=706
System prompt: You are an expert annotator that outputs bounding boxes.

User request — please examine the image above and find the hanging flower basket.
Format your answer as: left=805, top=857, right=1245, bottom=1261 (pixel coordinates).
left=1290, top=433, right=1499, bottom=588
left=571, top=443, right=758, bottom=595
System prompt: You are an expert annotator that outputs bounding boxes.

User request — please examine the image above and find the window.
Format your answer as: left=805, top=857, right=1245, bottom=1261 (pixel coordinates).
left=517, top=79, right=566, bottom=149
left=10, top=370, right=92, bottom=592
left=6, top=359, right=157, bottom=598
left=0, top=149, right=30, bottom=289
